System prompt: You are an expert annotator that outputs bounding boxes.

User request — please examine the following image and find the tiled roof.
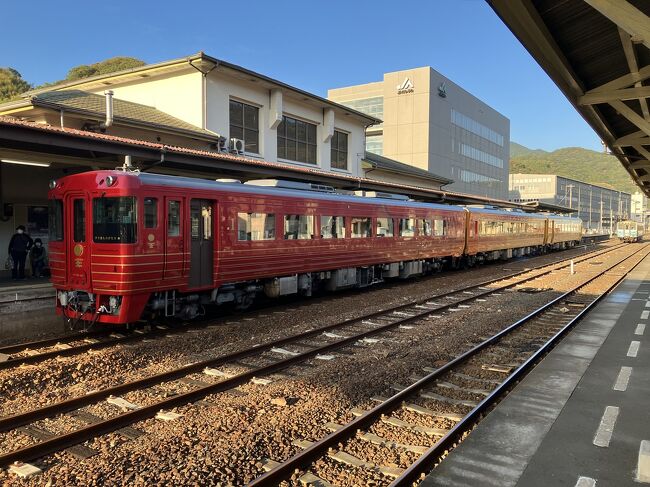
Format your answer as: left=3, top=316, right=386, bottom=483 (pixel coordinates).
left=0, top=116, right=520, bottom=207
left=363, top=151, right=453, bottom=185
left=30, top=90, right=218, bottom=140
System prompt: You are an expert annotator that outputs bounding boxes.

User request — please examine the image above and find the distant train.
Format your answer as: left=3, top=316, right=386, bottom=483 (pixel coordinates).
left=47, top=170, right=583, bottom=326
left=616, top=220, right=644, bottom=242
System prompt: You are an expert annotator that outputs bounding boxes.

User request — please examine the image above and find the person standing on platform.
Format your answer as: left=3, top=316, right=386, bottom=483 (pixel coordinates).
left=8, top=225, right=33, bottom=280
left=30, top=238, right=46, bottom=278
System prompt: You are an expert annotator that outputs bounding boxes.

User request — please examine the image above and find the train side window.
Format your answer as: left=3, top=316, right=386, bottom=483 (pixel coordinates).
left=168, top=201, right=181, bottom=237
left=284, top=214, right=313, bottom=239
left=433, top=219, right=445, bottom=237
left=48, top=199, right=64, bottom=241
left=73, top=199, right=85, bottom=243
left=399, top=218, right=415, bottom=237
left=144, top=198, right=158, bottom=229
left=418, top=219, right=433, bottom=237
left=238, top=212, right=275, bottom=241
left=321, top=216, right=345, bottom=239
left=351, top=217, right=371, bottom=238
left=376, top=217, right=394, bottom=237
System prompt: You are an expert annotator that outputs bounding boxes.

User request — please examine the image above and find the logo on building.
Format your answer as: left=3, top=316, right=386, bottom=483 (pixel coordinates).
left=397, top=77, right=414, bottom=95
left=438, top=82, right=447, bottom=98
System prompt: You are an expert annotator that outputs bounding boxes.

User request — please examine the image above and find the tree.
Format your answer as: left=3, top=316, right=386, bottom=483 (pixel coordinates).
left=0, top=68, right=32, bottom=103
left=66, top=57, right=145, bottom=81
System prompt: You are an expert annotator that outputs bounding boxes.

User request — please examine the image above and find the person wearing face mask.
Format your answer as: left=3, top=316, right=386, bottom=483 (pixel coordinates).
left=8, top=225, right=33, bottom=280
left=30, top=238, right=47, bottom=278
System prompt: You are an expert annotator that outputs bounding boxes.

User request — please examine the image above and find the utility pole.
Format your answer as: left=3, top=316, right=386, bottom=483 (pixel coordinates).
left=589, top=185, right=594, bottom=230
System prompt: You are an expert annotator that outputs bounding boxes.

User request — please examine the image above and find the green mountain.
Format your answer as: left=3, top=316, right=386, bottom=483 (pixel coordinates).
left=510, top=142, right=638, bottom=195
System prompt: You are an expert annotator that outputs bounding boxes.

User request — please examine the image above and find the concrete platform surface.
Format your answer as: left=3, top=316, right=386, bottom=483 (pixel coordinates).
left=422, top=253, right=650, bottom=487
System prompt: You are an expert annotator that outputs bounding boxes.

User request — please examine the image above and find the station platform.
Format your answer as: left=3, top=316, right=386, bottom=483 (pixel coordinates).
left=422, top=253, right=650, bottom=486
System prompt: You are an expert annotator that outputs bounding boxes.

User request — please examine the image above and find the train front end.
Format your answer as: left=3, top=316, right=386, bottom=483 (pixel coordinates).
left=48, top=171, right=151, bottom=328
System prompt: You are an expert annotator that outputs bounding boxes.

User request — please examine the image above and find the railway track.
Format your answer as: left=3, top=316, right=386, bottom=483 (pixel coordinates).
left=0, top=242, right=637, bottom=472
left=0, top=243, right=624, bottom=370
left=247, top=243, right=650, bottom=486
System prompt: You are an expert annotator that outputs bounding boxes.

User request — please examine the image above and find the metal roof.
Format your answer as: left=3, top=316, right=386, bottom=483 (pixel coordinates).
left=0, top=90, right=219, bottom=141
left=0, top=115, right=529, bottom=209
left=23, top=52, right=381, bottom=126
left=488, top=0, right=650, bottom=195
left=362, top=151, right=454, bottom=185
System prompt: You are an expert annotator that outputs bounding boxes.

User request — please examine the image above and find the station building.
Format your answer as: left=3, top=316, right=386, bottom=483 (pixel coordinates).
left=328, top=66, right=510, bottom=200
left=509, top=173, right=631, bottom=233
left=0, top=53, right=459, bottom=273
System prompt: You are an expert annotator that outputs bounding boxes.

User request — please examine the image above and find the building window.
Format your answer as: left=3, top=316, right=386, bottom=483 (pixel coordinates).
left=331, top=130, right=348, bottom=170
left=341, top=97, right=383, bottom=120
left=277, top=115, right=317, bottom=164
left=229, top=100, right=259, bottom=154
left=366, top=134, right=383, bottom=155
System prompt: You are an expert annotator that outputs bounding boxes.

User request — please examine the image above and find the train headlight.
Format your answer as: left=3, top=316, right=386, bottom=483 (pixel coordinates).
left=105, top=175, right=117, bottom=187
left=108, top=295, right=121, bottom=313
left=49, top=179, right=57, bottom=190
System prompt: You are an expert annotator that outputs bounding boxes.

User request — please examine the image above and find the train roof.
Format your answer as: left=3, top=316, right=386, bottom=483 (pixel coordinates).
left=54, top=170, right=581, bottom=221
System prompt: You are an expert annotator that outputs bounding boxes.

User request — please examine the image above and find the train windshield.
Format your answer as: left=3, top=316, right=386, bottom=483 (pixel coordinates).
left=48, top=199, right=63, bottom=241
left=93, top=197, right=137, bottom=243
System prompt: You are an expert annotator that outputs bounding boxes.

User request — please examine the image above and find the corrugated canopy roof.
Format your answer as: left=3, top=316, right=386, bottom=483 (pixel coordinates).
left=488, top=0, right=650, bottom=195
left=362, top=151, right=453, bottom=185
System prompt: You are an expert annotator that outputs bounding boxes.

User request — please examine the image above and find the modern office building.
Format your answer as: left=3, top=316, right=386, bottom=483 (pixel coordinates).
left=509, top=174, right=631, bottom=233
left=328, top=66, right=510, bottom=199
left=631, top=191, right=650, bottom=227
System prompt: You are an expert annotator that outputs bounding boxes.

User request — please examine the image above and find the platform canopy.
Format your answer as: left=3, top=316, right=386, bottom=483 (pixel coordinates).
left=488, top=0, right=650, bottom=195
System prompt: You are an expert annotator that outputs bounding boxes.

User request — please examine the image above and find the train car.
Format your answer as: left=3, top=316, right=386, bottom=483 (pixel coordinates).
left=546, top=215, right=583, bottom=248
left=465, top=207, right=548, bottom=264
left=616, top=220, right=644, bottom=242
left=48, top=170, right=468, bottom=326
left=48, top=170, right=583, bottom=327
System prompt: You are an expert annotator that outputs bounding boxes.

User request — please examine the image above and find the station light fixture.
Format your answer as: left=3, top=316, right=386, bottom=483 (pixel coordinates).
left=1, top=158, right=51, bottom=167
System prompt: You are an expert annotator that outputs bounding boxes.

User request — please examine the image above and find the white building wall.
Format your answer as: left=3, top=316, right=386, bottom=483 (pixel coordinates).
left=206, top=71, right=364, bottom=176
left=86, top=71, right=204, bottom=129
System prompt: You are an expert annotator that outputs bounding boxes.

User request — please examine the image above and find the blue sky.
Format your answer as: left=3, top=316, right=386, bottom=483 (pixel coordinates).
left=1, top=0, right=603, bottom=152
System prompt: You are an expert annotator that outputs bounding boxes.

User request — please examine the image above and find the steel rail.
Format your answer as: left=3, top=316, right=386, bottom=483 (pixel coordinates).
left=0, top=242, right=627, bottom=436
left=247, top=244, right=650, bottom=486
left=389, top=247, right=649, bottom=486
left=0, top=243, right=623, bottom=369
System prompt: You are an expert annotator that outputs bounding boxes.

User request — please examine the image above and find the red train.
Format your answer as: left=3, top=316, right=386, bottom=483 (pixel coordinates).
left=47, top=170, right=582, bottom=326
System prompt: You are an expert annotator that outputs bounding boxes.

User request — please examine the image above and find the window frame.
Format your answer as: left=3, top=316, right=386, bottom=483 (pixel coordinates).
left=144, top=197, right=158, bottom=229
left=229, top=99, right=260, bottom=155
left=283, top=214, right=314, bottom=240
left=277, top=115, right=318, bottom=165
left=237, top=212, right=276, bottom=241
left=330, top=130, right=349, bottom=171
left=376, top=217, right=394, bottom=238
left=320, top=215, right=346, bottom=239
left=351, top=217, right=372, bottom=238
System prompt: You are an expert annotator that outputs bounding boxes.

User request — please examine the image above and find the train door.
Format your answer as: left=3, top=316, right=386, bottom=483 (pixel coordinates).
left=66, top=193, right=89, bottom=287
left=164, top=197, right=184, bottom=280
left=189, top=199, right=214, bottom=288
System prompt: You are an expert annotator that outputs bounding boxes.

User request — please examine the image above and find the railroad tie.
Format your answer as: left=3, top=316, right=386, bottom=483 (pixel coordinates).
left=419, top=391, right=479, bottom=408
left=299, top=472, right=332, bottom=486
left=358, top=432, right=429, bottom=454
left=68, top=410, right=143, bottom=440
left=328, top=451, right=404, bottom=478
left=435, top=381, right=490, bottom=396
left=17, top=425, right=97, bottom=460
left=382, top=416, right=448, bottom=437
left=402, top=403, right=463, bottom=422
